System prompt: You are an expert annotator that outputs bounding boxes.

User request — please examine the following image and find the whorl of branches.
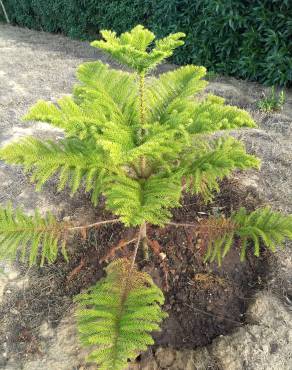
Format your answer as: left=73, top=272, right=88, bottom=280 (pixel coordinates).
left=91, top=25, right=185, bottom=73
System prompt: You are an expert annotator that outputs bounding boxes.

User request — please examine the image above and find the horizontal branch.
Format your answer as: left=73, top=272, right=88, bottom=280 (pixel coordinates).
left=68, top=218, right=120, bottom=231
left=167, top=221, right=197, bottom=228
left=166, top=221, right=235, bottom=232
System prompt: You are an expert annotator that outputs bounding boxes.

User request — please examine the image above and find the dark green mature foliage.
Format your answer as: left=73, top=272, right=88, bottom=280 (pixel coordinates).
left=149, top=0, right=292, bottom=86
left=3, top=0, right=292, bottom=85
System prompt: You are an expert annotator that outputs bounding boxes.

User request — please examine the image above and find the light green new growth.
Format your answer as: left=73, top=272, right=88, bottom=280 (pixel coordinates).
left=91, top=25, right=185, bottom=73
left=75, top=258, right=167, bottom=369
left=1, top=25, right=259, bottom=226
left=0, top=203, right=68, bottom=266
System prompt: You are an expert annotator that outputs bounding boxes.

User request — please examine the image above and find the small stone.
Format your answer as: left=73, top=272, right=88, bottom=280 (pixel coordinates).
left=8, top=271, right=19, bottom=280
left=173, top=350, right=195, bottom=369
left=39, top=321, right=55, bottom=339
left=155, top=347, right=176, bottom=368
left=270, top=342, right=279, bottom=354
left=206, top=304, right=213, bottom=311
left=138, top=362, right=158, bottom=370
left=10, top=308, right=19, bottom=315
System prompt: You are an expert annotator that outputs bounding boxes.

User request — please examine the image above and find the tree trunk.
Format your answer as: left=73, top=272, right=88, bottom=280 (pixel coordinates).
left=141, top=222, right=149, bottom=260
left=0, top=1, right=10, bottom=23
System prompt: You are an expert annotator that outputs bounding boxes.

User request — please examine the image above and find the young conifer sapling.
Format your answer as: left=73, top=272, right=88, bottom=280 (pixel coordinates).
left=0, top=26, right=292, bottom=369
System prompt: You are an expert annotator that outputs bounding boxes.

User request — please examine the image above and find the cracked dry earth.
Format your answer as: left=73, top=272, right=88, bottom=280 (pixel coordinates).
left=0, top=24, right=292, bottom=370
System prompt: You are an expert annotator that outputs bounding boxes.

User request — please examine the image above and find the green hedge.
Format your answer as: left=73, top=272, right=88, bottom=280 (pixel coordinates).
left=3, top=0, right=292, bottom=86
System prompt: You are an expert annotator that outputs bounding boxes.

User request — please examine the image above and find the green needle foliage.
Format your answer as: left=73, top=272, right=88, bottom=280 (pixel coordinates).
left=75, top=259, right=167, bottom=369
left=201, top=207, right=292, bottom=266
left=0, top=26, right=292, bottom=369
left=0, top=25, right=260, bottom=226
left=0, top=203, right=68, bottom=266
left=91, top=26, right=185, bottom=73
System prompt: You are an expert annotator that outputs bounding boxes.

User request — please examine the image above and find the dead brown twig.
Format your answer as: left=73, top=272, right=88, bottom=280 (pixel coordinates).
left=67, top=257, right=85, bottom=281
left=100, top=238, right=138, bottom=263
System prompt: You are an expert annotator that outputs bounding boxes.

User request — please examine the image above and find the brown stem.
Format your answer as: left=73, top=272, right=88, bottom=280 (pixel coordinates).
left=2, top=219, right=119, bottom=236
left=68, top=218, right=120, bottom=231
left=139, top=73, right=146, bottom=126
left=166, top=221, right=236, bottom=232
left=140, top=156, right=147, bottom=178
left=167, top=221, right=197, bottom=228
left=100, top=238, right=138, bottom=263
left=130, top=225, right=143, bottom=270
left=138, top=72, right=148, bottom=178
left=140, top=222, right=149, bottom=260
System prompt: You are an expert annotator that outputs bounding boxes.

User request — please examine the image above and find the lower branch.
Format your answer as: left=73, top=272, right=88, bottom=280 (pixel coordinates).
left=167, top=221, right=197, bottom=228
left=68, top=218, right=120, bottom=231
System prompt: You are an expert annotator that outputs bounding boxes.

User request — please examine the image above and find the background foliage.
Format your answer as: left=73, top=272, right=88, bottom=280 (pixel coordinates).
left=1, top=0, right=292, bottom=85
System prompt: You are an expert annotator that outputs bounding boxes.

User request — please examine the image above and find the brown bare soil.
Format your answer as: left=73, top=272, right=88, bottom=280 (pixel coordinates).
left=145, top=179, right=268, bottom=348
left=0, top=179, right=269, bottom=361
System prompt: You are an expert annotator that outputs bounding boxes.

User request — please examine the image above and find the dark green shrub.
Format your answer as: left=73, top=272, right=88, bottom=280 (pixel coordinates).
left=3, top=0, right=292, bottom=85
